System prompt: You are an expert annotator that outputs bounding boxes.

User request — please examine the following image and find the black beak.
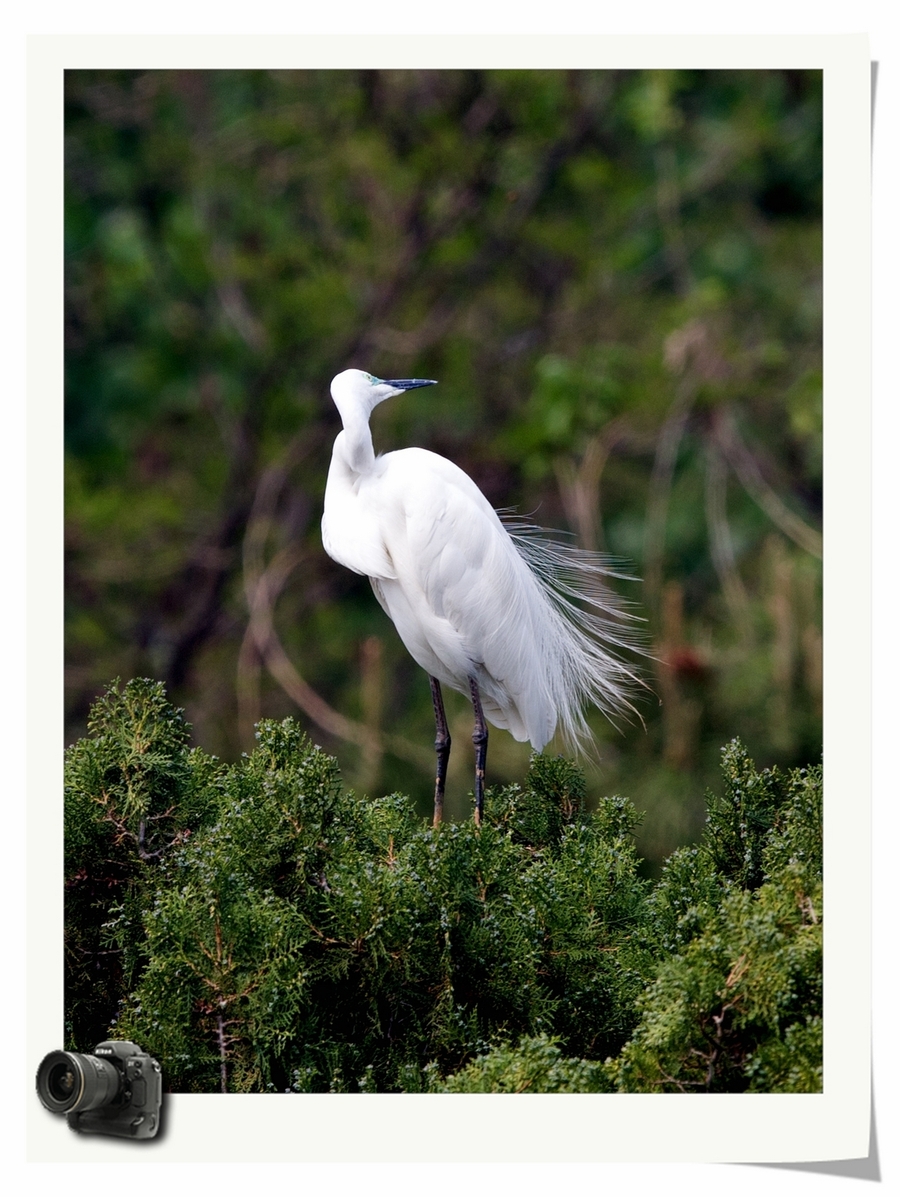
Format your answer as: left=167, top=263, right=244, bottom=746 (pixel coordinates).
left=385, top=378, right=438, bottom=390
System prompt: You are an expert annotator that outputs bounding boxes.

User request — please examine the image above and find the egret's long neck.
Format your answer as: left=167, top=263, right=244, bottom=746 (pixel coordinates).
left=334, top=407, right=376, bottom=477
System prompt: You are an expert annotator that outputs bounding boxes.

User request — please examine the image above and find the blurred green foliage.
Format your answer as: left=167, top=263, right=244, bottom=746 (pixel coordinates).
left=65, top=68, right=822, bottom=866
left=65, top=680, right=821, bottom=1093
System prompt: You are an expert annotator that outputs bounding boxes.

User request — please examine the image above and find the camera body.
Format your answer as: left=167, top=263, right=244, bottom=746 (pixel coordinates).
left=36, top=1040, right=162, bottom=1140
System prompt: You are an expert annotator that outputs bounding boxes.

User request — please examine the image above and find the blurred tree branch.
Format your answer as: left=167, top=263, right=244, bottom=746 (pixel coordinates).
left=713, top=411, right=823, bottom=560
left=704, top=440, right=751, bottom=639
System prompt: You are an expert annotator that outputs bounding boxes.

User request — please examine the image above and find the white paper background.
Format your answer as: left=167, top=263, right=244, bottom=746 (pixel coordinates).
left=4, top=4, right=896, bottom=1191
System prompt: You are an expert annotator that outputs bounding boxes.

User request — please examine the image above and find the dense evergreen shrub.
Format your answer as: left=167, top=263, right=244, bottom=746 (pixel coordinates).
left=434, top=1035, right=612, bottom=1094
left=64, top=678, right=220, bottom=1048
left=65, top=680, right=822, bottom=1093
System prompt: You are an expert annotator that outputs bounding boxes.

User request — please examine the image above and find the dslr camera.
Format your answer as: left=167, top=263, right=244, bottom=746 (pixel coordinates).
left=36, top=1040, right=162, bottom=1139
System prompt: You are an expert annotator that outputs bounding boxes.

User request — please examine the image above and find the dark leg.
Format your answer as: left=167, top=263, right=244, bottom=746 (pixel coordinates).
left=468, top=677, right=488, bottom=826
left=429, top=676, right=451, bottom=827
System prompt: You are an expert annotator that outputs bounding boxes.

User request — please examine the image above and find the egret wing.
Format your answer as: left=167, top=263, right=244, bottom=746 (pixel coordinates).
left=372, top=449, right=557, bottom=744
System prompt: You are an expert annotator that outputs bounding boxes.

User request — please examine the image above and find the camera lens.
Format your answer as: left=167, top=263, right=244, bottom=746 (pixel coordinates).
left=36, top=1051, right=122, bottom=1114
left=47, top=1061, right=78, bottom=1102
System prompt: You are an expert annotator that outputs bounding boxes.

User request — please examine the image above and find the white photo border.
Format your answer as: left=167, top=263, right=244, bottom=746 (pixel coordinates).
left=26, top=33, right=871, bottom=1163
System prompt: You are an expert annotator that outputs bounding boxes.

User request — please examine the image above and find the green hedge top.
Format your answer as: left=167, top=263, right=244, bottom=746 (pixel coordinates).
left=65, top=678, right=821, bottom=1094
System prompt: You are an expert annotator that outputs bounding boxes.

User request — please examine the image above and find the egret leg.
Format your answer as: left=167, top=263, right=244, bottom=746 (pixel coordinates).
left=468, top=677, right=488, bottom=826
left=429, top=676, right=451, bottom=827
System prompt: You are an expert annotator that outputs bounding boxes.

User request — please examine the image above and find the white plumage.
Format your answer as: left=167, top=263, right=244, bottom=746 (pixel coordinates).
left=321, top=368, right=642, bottom=824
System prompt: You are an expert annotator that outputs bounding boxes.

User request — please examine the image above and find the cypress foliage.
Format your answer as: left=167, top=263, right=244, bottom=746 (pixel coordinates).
left=64, top=682, right=822, bottom=1093
left=610, top=742, right=823, bottom=1092
left=64, top=678, right=220, bottom=1049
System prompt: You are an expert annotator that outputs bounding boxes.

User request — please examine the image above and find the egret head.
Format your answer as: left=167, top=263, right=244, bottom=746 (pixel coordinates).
left=330, top=369, right=437, bottom=421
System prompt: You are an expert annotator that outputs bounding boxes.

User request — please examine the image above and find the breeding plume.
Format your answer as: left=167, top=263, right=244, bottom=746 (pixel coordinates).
left=321, top=369, right=642, bottom=825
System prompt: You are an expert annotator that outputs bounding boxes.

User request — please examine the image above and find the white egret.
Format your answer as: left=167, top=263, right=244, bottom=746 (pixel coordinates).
left=321, top=368, right=642, bottom=825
